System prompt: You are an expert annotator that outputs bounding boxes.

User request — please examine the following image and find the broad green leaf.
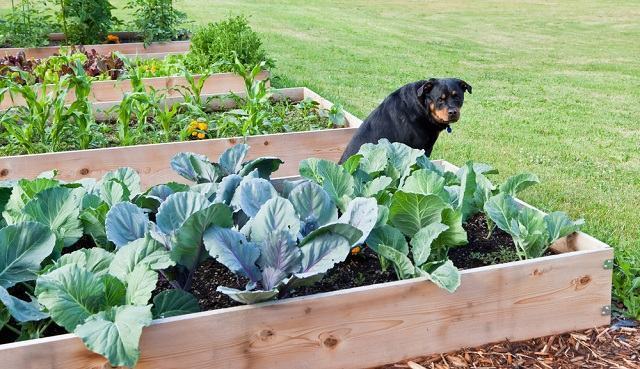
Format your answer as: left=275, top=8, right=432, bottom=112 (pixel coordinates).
left=317, top=160, right=354, bottom=211
left=170, top=152, right=221, bottom=183
left=342, top=154, right=362, bottom=174
left=545, top=211, right=584, bottom=244
left=239, top=157, right=283, bottom=179
left=301, top=223, right=363, bottom=249
left=514, top=207, right=548, bottom=259
left=152, top=289, right=200, bottom=319
left=53, top=248, right=114, bottom=276
left=105, top=202, right=149, bottom=248
left=357, top=144, right=388, bottom=174
left=457, top=162, right=479, bottom=221
left=232, top=178, right=278, bottom=217
left=102, top=275, right=126, bottom=307
left=366, top=225, right=408, bottom=254
left=400, top=169, right=448, bottom=202
left=433, top=208, right=468, bottom=250
left=363, top=176, right=393, bottom=197
left=499, top=173, right=540, bottom=196
left=190, top=182, right=218, bottom=201
left=337, top=197, right=378, bottom=244
left=296, top=233, right=350, bottom=278
left=389, top=192, right=447, bottom=237
left=203, top=227, right=261, bottom=282
left=375, top=205, right=389, bottom=228
left=74, top=305, right=152, bottom=368
left=35, top=264, right=105, bottom=331
left=216, top=286, right=278, bottom=305
left=214, top=174, right=242, bottom=205
left=156, top=192, right=212, bottom=235
left=0, top=222, right=56, bottom=288
left=483, top=193, right=519, bottom=233
left=172, top=203, right=233, bottom=268
left=258, top=231, right=301, bottom=290
left=411, top=223, right=449, bottom=266
left=79, top=202, right=110, bottom=248
left=23, top=186, right=84, bottom=248
left=2, top=177, right=59, bottom=224
left=125, top=266, right=158, bottom=306
left=101, top=168, right=141, bottom=197
left=423, top=260, right=461, bottom=292
left=288, top=181, right=337, bottom=232
left=219, top=144, right=249, bottom=175
left=0, top=286, right=48, bottom=322
left=250, top=197, right=300, bottom=242
left=377, top=245, right=415, bottom=280
left=299, top=158, right=322, bottom=182
left=100, top=179, right=131, bottom=207
left=109, top=237, right=174, bottom=282
left=384, top=140, right=424, bottom=180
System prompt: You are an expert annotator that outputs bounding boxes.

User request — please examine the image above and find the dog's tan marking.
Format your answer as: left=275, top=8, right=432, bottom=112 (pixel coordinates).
left=429, top=102, right=449, bottom=123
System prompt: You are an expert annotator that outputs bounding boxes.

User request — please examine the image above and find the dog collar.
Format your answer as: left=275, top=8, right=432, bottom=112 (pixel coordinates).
left=446, top=125, right=452, bottom=133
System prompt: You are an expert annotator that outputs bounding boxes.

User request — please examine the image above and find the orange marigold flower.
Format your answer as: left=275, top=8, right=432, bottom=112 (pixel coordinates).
left=351, top=246, right=362, bottom=255
left=106, top=34, right=120, bottom=44
left=197, top=132, right=205, bottom=139
left=198, top=122, right=208, bottom=130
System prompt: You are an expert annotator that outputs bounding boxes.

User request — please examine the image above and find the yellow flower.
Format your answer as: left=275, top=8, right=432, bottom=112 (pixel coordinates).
left=197, top=133, right=205, bottom=139
left=191, top=131, right=198, bottom=137
left=198, top=122, right=208, bottom=130
left=189, top=120, right=198, bottom=127
left=351, top=246, right=362, bottom=255
left=150, top=65, right=157, bottom=74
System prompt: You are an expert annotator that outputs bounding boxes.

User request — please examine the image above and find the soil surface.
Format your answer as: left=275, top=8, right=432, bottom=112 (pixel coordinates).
left=155, top=213, right=525, bottom=312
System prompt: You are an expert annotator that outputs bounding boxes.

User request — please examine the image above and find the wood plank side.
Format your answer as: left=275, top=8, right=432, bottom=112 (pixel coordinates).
left=0, top=128, right=357, bottom=188
left=0, top=41, right=190, bottom=59
left=0, top=71, right=270, bottom=110
left=0, top=246, right=612, bottom=369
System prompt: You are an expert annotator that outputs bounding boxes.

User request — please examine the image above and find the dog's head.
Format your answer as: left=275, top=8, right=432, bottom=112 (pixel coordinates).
left=417, top=78, right=472, bottom=127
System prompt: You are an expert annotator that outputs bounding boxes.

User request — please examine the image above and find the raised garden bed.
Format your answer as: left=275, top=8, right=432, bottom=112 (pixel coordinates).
left=0, top=87, right=360, bottom=187
left=0, top=71, right=269, bottom=110
left=0, top=158, right=612, bottom=369
left=0, top=40, right=190, bottom=60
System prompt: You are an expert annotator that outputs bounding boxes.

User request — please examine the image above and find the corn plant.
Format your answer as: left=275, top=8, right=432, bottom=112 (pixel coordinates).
left=0, top=71, right=76, bottom=154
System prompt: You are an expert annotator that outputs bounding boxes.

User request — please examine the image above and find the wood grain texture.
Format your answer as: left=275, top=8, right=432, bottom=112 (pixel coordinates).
left=0, top=41, right=190, bottom=59
left=0, top=240, right=612, bottom=369
left=0, top=87, right=360, bottom=188
left=0, top=71, right=270, bottom=110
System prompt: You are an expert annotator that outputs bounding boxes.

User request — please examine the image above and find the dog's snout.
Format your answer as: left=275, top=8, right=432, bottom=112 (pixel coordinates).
left=448, top=108, right=459, bottom=117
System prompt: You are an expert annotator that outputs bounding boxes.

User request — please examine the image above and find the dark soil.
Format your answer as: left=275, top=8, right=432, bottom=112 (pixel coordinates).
left=155, top=213, right=527, bottom=312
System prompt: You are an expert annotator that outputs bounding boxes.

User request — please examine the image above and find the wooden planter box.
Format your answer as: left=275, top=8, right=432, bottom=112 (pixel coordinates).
left=0, top=40, right=190, bottom=60
left=0, top=71, right=270, bottom=110
left=0, top=87, right=361, bottom=188
left=0, top=162, right=613, bottom=369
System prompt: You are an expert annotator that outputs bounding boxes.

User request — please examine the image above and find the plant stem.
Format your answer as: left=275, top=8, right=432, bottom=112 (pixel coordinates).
left=4, top=323, right=21, bottom=335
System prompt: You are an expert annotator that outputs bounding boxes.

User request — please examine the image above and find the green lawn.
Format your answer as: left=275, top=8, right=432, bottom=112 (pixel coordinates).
left=1, top=2, right=638, bottom=261
left=187, top=1, right=640, bottom=255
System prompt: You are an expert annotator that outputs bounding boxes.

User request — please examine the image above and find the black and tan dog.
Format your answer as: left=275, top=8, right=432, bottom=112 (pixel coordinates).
left=339, top=78, right=472, bottom=162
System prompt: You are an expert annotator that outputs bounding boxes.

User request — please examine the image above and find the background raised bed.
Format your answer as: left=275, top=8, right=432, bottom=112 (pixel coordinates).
left=0, top=71, right=270, bottom=110
left=0, top=87, right=361, bottom=187
left=0, top=41, right=190, bottom=60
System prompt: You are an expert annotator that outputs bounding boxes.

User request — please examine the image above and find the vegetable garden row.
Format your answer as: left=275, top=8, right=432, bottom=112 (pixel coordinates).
left=0, top=7, right=614, bottom=369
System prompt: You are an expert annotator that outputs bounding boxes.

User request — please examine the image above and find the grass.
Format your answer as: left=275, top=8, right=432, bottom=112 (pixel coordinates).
left=1, top=1, right=639, bottom=303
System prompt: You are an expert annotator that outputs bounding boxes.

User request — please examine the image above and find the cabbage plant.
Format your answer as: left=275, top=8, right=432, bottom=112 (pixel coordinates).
left=35, top=238, right=199, bottom=367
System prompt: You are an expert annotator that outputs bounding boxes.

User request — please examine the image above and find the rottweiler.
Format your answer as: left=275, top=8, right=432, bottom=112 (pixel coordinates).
left=339, top=78, right=472, bottom=162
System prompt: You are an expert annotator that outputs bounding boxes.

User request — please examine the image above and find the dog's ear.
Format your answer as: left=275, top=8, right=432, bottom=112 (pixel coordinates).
left=457, top=79, right=472, bottom=94
left=417, top=78, right=437, bottom=99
